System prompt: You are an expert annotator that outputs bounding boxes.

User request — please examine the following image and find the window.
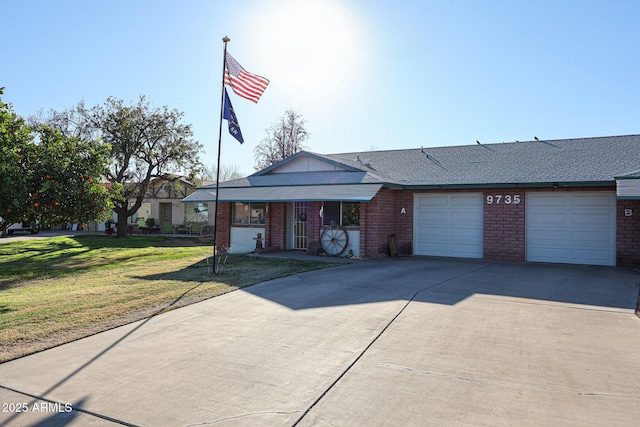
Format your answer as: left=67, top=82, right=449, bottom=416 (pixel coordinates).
left=184, top=202, right=208, bottom=223
left=233, top=202, right=265, bottom=225
left=130, top=202, right=151, bottom=224
left=341, top=202, right=360, bottom=226
left=322, top=202, right=340, bottom=226
left=322, top=202, right=360, bottom=227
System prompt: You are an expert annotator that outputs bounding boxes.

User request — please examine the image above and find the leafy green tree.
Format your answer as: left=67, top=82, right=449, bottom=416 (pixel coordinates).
left=38, top=96, right=203, bottom=237
left=86, top=96, right=203, bottom=237
left=0, top=88, right=113, bottom=234
left=33, top=96, right=202, bottom=237
left=0, top=87, right=33, bottom=234
left=27, top=125, right=114, bottom=227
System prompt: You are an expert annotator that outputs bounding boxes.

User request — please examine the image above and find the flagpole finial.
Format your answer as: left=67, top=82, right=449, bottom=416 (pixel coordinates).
left=222, top=36, right=230, bottom=42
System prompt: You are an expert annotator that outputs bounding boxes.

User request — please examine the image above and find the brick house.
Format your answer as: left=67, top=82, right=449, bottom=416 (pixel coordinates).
left=183, top=135, right=640, bottom=267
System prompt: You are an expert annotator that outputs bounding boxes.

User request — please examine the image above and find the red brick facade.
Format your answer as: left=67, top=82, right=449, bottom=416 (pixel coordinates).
left=214, top=202, right=232, bottom=251
left=265, top=202, right=287, bottom=250
left=617, top=199, right=640, bottom=267
left=482, top=188, right=526, bottom=261
left=216, top=186, right=639, bottom=266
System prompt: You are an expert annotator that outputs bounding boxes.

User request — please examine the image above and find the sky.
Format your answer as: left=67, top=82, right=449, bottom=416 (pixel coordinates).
left=3, top=0, right=640, bottom=177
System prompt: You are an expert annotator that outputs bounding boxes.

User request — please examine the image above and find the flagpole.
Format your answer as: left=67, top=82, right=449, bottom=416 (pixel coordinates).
left=212, top=36, right=230, bottom=275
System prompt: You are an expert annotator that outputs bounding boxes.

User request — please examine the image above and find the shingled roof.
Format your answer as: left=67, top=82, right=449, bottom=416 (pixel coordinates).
left=322, top=134, right=640, bottom=188
left=210, top=134, right=640, bottom=191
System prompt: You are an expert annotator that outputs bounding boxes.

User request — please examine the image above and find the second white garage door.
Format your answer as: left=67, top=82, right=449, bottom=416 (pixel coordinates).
left=414, top=193, right=483, bottom=258
left=526, top=192, right=616, bottom=266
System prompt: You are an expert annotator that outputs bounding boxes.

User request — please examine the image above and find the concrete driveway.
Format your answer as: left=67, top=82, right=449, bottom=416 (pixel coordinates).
left=1, top=258, right=639, bottom=426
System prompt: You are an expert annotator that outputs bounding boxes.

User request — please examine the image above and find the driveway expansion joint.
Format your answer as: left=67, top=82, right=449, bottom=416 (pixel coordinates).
left=291, top=262, right=497, bottom=426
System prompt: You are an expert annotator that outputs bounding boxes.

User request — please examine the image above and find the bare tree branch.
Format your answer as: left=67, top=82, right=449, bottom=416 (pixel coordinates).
left=253, top=110, right=309, bottom=170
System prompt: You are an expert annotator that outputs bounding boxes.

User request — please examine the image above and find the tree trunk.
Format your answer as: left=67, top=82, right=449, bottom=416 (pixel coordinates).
left=115, top=208, right=129, bottom=238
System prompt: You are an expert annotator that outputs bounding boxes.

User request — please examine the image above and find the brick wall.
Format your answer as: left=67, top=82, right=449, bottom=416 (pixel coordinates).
left=214, top=202, right=231, bottom=250
left=307, top=202, right=322, bottom=245
left=266, top=202, right=287, bottom=249
left=483, top=189, right=526, bottom=261
left=217, top=186, right=639, bottom=266
left=361, top=189, right=398, bottom=256
left=617, top=199, right=640, bottom=267
left=358, top=186, right=638, bottom=266
left=394, top=191, right=414, bottom=254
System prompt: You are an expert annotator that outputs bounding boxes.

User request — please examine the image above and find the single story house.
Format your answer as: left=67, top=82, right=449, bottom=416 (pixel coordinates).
left=96, top=176, right=214, bottom=233
left=125, top=176, right=213, bottom=228
left=183, top=135, right=640, bottom=267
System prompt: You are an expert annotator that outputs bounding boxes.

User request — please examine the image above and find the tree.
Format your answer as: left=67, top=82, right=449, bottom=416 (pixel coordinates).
left=0, top=87, right=33, bottom=234
left=1, top=88, right=112, bottom=234
left=78, top=96, right=202, bottom=237
left=253, top=110, right=309, bottom=170
left=202, top=163, right=244, bottom=183
left=27, top=125, right=113, bottom=228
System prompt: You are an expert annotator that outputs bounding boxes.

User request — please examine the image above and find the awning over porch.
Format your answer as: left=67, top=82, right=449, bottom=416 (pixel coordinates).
left=182, top=184, right=383, bottom=203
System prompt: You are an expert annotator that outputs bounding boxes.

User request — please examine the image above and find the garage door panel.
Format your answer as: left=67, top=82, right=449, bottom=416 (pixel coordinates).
left=419, top=211, right=447, bottom=222
left=450, top=243, right=482, bottom=257
left=570, top=212, right=614, bottom=227
left=527, top=211, right=568, bottom=226
left=527, top=192, right=615, bottom=266
left=418, top=195, right=447, bottom=207
left=571, top=194, right=613, bottom=207
left=450, top=194, right=482, bottom=206
left=528, top=246, right=568, bottom=262
left=570, top=230, right=612, bottom=244
left=450, top=211, right=482, bottom=223
left=528, top=229, right=570, bottom=243
left=530, top=195, right=569, bottom=207
left=451, top=227, right=483, bottom=239
left=417, top=242, right=448, bottom=255
left=572, top=248, right=612, bottom=264
left=418, top=226, right=447, bottom=238
left=414, top=193, right=483, bottom=259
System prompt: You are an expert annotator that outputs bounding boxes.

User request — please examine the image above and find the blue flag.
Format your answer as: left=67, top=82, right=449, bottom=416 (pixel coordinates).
left=223, top=88, right=244, bottom=143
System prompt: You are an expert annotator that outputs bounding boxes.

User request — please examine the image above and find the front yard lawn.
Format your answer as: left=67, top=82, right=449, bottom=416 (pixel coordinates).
left=0, top=235, right=339, bottom=362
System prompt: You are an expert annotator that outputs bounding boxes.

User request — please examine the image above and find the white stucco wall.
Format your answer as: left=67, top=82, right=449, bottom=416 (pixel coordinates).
left=229, top=227, right=265, bottom=254
left=345, top=229, right=360, bottom=257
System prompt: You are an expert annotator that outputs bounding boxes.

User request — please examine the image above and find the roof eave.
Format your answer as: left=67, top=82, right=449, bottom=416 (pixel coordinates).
left=250, top=151, right=364, bottom=177
left=402, top=181, right=616, bottom=190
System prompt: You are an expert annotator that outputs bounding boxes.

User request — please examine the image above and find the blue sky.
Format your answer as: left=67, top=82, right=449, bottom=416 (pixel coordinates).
left=3, top=0, right=640, bottom=176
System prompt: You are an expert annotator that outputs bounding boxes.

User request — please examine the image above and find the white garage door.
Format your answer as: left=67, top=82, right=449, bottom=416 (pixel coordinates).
left=526, top=192, right=616, bottom=266
left=414, top=193, right=483, bottom=258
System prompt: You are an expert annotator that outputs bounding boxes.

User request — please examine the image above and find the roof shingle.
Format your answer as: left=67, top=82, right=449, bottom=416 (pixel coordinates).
left=325, top=135, right=640, bottom=187
left=200, top=135, right=640, bottom=190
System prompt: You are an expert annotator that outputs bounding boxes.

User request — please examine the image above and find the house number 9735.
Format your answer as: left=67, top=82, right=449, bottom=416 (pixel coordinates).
left=486, top=194, right=521, bottom=205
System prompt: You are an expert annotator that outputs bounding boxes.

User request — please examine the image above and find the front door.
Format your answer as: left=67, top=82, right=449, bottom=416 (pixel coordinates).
left=159, top=203, right=173, bottom=225
left=292, top=202, right=307, bottom=250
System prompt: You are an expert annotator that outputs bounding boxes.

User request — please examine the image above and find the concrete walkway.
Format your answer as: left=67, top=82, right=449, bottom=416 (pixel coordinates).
left=1, top=258, right=639, bottom=426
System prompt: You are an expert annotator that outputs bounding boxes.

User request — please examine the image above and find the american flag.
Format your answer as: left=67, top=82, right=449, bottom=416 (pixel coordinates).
left=224, top=52, right=269, bottom=103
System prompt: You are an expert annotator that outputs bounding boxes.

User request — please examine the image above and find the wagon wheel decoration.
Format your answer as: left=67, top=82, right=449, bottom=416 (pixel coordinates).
left=320, top=224, right=349, bottom=256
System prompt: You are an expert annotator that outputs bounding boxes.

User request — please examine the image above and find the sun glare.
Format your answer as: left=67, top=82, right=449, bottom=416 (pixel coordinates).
left=246, top=0, right=365, bottom=103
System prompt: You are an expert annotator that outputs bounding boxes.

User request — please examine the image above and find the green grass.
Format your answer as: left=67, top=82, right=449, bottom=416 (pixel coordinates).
left=0, top=236, right=339, bottom=362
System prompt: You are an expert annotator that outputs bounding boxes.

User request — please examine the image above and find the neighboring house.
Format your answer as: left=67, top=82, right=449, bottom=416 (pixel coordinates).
left=103, top=176, right=214, bottom=232
left=183, top=135, right=640, bottom=266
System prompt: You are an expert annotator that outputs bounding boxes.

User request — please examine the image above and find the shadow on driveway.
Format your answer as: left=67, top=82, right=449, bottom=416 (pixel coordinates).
left=242, top=257, right=640, bottom=311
